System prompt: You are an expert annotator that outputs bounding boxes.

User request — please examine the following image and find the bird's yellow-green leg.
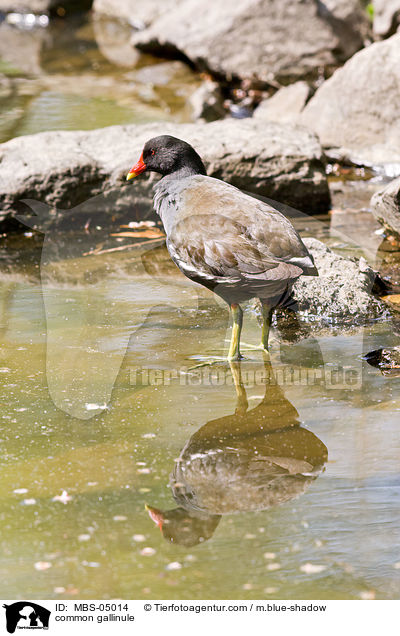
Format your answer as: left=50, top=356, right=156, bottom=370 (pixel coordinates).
left=261, top=302, right=273, bottom=351
left=240, top=302, right=273, bottom=353
left=228, top=303, right=243, bottom=361
left=229, top=360, right=248, bottom=415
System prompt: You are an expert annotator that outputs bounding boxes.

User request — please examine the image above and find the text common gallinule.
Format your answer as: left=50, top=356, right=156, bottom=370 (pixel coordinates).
left=127, top=135, right=317, bottom=360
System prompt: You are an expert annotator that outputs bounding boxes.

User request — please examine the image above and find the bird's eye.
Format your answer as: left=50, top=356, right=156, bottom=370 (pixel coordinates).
left=151, top=149, right=155, bottom=156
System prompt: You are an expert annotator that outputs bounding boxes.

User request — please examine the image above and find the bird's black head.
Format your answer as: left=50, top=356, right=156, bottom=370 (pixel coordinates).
left=126, top=135, right=207, bottom=180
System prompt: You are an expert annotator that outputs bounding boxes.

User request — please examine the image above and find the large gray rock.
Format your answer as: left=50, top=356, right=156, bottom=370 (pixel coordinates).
left=131, top=0, right=369, bottom=86
left=373, top=0, right=400, bottom=38
left=300, top=33, right=400, bottom=168
left=371, top=177, right=400, bottom=238
left=92, top=0, right=175, bottom=28
left=254, top=82, right=311, bottom=124
left=0, top=118, right=330, bottom=228
left=92, top=15, right=141, bottom=67
left=291, top=238, right=384, bottom=323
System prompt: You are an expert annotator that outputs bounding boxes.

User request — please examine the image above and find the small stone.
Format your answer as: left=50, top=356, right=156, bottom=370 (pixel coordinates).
left=263, top=552, right=276, bottom=560
left=132, top=534, right=146, bottom=543
left=54, top=587, right=66, bottom=594
left=85, top=403, right=107, bottom=411
left=300, top=563, right=327, bottom=574
left=13, top=488, right=28, bottom=494
left=34, top=562, right=52, bottom=571
left=22, top=498, right=36, bottom=506
left=166, top=562, right=182, bottom=571
left=359, top=590, right=376, bottom=600
left=113, top=515, right=127, bottom=522
left=140, top=547, right=156, bottom=556
left=78, top=534, right=91, bottom=542
left=264, top=587, right=278, bottom=594
left=266, top=563, right=281, bottom=571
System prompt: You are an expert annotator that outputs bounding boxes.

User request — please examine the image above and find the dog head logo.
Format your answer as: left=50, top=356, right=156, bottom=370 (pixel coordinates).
left=3, top=602, right=50, bottom=633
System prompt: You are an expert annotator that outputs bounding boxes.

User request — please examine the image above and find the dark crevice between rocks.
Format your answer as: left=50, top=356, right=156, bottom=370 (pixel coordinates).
left=134, top=40, right=198, bottom=71
left=49, top=2, right=94, bottom=18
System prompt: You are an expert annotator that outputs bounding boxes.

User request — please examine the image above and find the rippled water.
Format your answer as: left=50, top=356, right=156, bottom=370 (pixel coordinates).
left=0, top=220, right=399, bottom=600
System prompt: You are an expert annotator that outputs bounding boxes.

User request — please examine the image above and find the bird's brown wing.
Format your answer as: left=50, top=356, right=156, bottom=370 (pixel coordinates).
left=168, top=213, right=302, bottom=283
left=180, top=176, right=315, bottom=271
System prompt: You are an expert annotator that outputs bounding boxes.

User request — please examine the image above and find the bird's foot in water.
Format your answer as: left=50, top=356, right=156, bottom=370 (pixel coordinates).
left=186, top=354, right=230, bottom=370
left=224, top=341, right=270, bottom=355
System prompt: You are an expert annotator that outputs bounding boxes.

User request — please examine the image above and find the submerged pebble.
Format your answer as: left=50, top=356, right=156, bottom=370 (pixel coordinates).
left=300, top=563, right=327, bottom=574
left=166, top=562, right=182, bottom=571
left=34, top=561, right=52, bottom=571
left=140, top=547, right=156, bottom=556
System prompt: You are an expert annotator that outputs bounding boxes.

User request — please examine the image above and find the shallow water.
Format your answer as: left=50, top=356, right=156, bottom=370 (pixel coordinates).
left=0, top=226, right=399, bottom=600
left=0, top=12, right=399, bottom=602
left=0, top=14, right=200, bottom=144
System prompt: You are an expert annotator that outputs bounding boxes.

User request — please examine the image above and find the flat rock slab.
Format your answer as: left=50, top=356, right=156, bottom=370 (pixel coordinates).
left=300, top=33, right=400, bottom=169
left=0, top=118, right=330, bottom=229
left=131, top=0, right=369, bottom=86
left=371, top=177, right=400, bottom=238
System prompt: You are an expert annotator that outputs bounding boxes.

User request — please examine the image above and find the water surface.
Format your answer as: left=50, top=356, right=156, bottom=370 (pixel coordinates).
left=0, top=227, right=399, bottom=600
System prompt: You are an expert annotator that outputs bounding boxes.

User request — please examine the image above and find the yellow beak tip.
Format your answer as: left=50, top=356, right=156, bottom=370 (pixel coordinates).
left=126, top=171, right=136, bottom=181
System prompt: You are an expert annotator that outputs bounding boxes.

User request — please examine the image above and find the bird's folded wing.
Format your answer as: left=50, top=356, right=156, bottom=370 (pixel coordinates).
left=180, top=176, right=316, bottom=272
left=169, top=214, right=302, bottom=281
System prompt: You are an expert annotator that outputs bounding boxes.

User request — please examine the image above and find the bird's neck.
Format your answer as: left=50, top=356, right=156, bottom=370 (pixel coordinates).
left=161, top=163, right=206, bottom=181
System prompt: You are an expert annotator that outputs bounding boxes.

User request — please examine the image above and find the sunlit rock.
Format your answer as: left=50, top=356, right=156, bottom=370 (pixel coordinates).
left=131, top=0, right=369, bottom=86
left=371, top=176, right=400, bottom=239
left=300, top=33, right=400, bottom=169
left=0, top=118, right=330, bottom=230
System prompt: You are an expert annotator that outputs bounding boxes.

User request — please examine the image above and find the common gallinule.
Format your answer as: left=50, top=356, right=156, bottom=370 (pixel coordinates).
left=127, top=135, right=317, bottom=360
left=145, top=358, right=327, bottom=546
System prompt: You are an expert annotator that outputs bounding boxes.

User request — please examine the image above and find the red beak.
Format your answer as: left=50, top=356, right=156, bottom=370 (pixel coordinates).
left=126, top=152, right=147, bottom=180
left=145, top=504, right=164, bottom=530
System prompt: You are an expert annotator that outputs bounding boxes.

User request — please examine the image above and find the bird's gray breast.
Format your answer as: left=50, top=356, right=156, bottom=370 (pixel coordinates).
left=153, top=177, right=187, bottom=236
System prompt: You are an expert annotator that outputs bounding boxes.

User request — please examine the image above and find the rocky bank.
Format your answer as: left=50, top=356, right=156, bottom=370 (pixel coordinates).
left=0, top=118, right=330, bottom=229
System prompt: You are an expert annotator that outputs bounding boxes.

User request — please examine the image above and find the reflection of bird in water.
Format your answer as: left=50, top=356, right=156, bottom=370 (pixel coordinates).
left=146, top=357, right=327, bottom=546
left=127, top=135, right=317, bottom=360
